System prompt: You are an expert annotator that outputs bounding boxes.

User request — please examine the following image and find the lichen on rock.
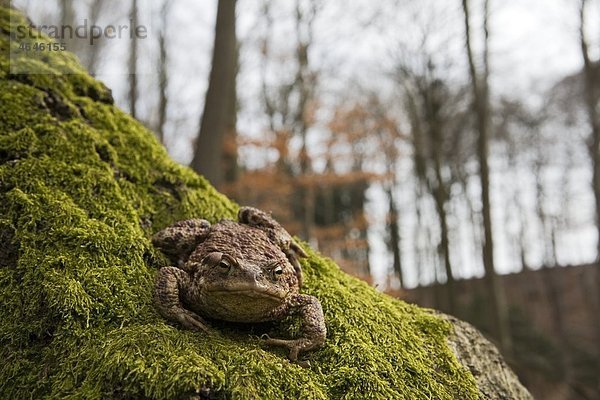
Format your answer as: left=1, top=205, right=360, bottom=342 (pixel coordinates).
left=0, top=4, right=529, bottom=399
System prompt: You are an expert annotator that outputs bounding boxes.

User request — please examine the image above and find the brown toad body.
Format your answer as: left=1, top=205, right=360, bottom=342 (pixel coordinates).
left=152, top=207, right=326, bottom=365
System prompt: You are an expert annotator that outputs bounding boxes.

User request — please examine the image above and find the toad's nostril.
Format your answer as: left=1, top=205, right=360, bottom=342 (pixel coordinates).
left=250, top=273, right=261, bottom=288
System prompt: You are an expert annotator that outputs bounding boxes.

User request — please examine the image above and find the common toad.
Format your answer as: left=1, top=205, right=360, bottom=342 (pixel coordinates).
left=152, top=207, right=326, bottom=366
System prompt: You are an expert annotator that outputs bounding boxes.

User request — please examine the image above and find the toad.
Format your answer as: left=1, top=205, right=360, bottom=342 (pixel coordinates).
left=152, top=207, right=326, bottom=366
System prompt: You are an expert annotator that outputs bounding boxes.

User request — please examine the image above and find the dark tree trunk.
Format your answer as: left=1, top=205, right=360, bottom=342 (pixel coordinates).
left=59, top=0, right=74, bottom=28
left=222, top=39, right=239, bottom=184
left=190, top=0, right=237, bottom=187
left=386, top=187, right=403, bottom=287
left=292, top=0, right=317, bottom=243
left=431, top=167, right=455, bottom=314
left=533, top=158, right=558, bottom=266
left=427, top=80, right=455, bottom=313
left=85, top=0, right=104, bottom=75
left=156, top=1, right=170, bottom=144
left=407, top=69, right=457, bottom=312
left=128, top=0, right=138, bottom=119
left=579, top=0, right=600, bottom=381
left=461, top=0, right=512, bottom=355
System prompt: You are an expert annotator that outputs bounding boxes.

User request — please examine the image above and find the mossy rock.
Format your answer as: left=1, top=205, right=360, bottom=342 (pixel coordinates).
left=0, top=4, right=531, bottom=399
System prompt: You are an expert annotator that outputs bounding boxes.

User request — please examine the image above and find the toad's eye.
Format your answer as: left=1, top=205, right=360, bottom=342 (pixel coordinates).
left=273, top=265, right=283, bottom=276
left=218, top=259, right=231, bottom=270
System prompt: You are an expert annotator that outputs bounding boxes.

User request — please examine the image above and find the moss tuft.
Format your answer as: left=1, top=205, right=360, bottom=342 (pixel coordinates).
left=0, top=5, right=479, bottom=399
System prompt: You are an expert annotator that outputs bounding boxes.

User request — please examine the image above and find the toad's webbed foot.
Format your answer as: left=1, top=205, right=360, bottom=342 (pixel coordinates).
left=238, top=207, right=307, bottom=287
left=263, top=338, right=317, bottom=368
left=263, top=294, right=326, bottom=366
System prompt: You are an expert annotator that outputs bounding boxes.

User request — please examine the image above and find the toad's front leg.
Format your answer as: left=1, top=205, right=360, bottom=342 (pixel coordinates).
left=154, top=266, right=213, bottom=334
left=264, top=294, right=326, bottom=366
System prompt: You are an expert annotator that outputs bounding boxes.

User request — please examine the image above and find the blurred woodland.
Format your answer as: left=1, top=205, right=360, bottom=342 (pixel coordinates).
left=13, top=0, right=600, bottom=398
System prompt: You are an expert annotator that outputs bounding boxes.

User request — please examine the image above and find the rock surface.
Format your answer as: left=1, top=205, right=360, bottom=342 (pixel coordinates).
left=443, top=314, right=533, bottom=400
left=0, top=4, right=531, bottom=399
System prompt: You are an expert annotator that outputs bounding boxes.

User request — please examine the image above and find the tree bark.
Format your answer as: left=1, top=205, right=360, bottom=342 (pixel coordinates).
left=156, top=1, right=171, bottom=144
left=294, top=0, right=317, bottom=243
left=128, top=0, right=138, bottom=119
left=85, top=0, right=105, bottom=75
left=59, top=0, right=74, bottom=29
left=190, top=0, right=237, bottom=187
left=431, top=163, right=455, bottom=313
left=579, top=0, right=600, bottom=267
left=386, top=187, right=403, bottom=287
left=404, top=72, right=456, bottom=310
left=222, top=39, right=239, bottom=184
left=461, top=0, right=512, bottom=355
left=428, top=79, right=455, bottom=313
left=578, top=0, right=600, bottom=384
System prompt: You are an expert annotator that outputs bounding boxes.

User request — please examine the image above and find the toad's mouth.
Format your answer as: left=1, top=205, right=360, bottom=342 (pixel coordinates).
left=207, top=288, right=287, bottom=301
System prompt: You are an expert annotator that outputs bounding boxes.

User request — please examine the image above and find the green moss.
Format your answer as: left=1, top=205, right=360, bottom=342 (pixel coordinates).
left=0, top=5, right=480, bottom=399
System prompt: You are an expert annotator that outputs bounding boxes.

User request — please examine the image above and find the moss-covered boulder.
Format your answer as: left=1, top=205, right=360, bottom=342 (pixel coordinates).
left=0, top=4, right=531, bottom=399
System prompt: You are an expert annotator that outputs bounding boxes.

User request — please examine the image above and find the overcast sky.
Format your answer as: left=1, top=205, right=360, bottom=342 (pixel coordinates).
left=14, top=0, right=595, bottom=159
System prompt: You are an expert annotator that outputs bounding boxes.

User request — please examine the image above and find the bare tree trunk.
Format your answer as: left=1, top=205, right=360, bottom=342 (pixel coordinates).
left=293, top=0, right=317, bottom=243
left=579, top=0, right=600, bottom=383
left=431, top=242, right=444, bottom=309
left=59, top=0, right=75, bottom=49
left=258, top=0, right=292, bottom=173
left=85, top=0, right=105, bottom=75
left=386, top=187, right=403, bottom=287
left=222, top=39, right=239, bottom=184
left=59, top=0, right=74, bottom=28
left=406, top=69, right=456, bottom=311
left=59, top=0, right=105, bottom=75
left=190, top=0, right=237, bottom=187
left=516, top=196, right=529, bottom=270
left=413, top=183, right=427, bottom=286
left=461, top=0, right=512, bottom=355
left=128, top=0, right=138, bottom=119
left=431, top=165, right=455, bottom=313
left=406, top=87, right=432, bottom=290
left=533, top=155, right=562, bottom=268
left=156, top=1, right=171, bottom=144
left=580, top=0, right=600, bottom=264
left=157, top=32, right=167, bottom=144
left=428, top=85, right=455, bottom=312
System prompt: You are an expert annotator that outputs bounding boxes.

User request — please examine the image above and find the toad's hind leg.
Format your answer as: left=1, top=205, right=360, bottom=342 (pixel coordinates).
left=152, top=219, right=211, bottom=267
left=154, top=266, right=213, bottom=334
left=264, top=294, right=326, bottom=365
